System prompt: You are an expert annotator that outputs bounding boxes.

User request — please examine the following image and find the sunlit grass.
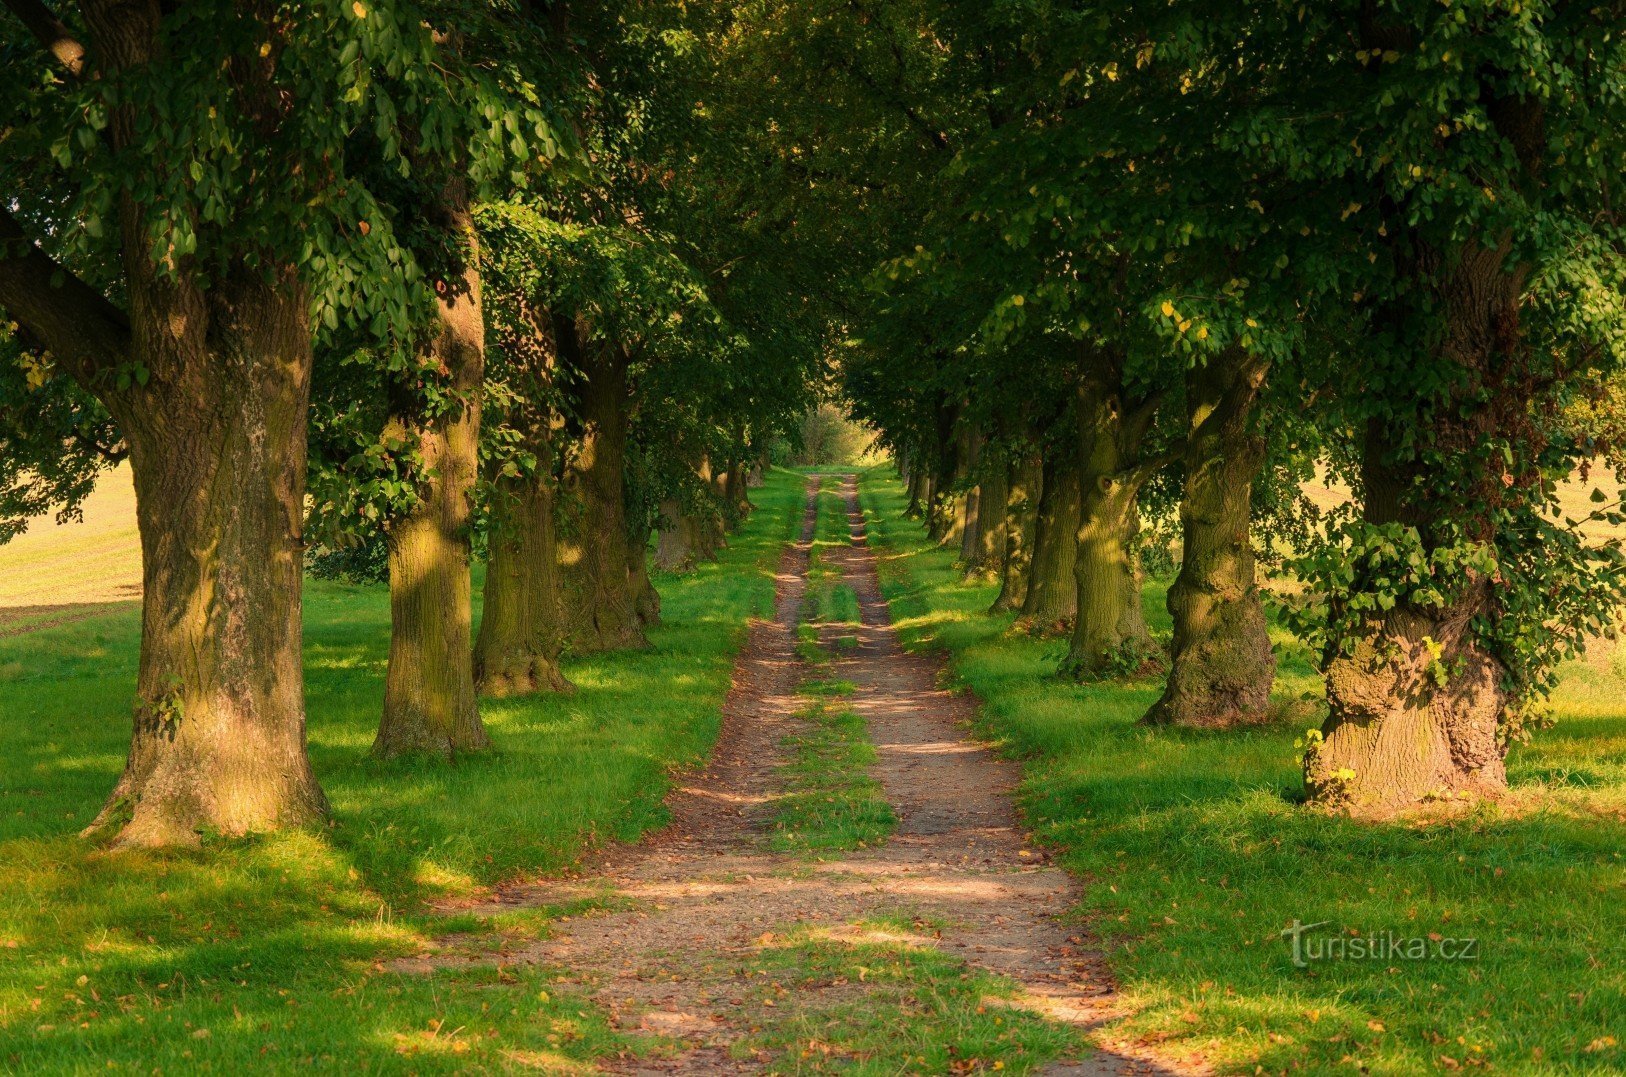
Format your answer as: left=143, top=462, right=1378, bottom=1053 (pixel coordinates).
left=0, top=469, right=808, bottom=1070
left=859, top=467, right=1626, bottom=1076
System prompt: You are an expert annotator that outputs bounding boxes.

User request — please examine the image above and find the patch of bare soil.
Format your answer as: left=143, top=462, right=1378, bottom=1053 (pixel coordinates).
left=408, top=476, right=1205, bottom=1075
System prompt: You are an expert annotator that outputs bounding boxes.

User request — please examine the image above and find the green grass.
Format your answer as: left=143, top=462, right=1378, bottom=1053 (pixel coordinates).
left=0, top=469, right=808, bottom=1072
left=729, top=926, right=1082, bottom=1074
left=858, top=467, right=1626, bottom=1076
left=769, top=697, right=896, bottom=856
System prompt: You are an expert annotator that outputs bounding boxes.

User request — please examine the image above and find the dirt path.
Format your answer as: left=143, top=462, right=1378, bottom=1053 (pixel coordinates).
left=424, top=476, right=1201, bottom=1075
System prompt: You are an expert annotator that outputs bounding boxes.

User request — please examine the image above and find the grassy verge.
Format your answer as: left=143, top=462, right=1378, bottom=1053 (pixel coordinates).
left=0, top=469, right=806, bottom=1072
left=858, top=468, right=1626, bottom=1076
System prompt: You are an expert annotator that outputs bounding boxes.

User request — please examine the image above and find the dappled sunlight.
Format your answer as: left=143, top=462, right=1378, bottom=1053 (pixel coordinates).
left=0, top=471, right=811, bottom=1070
left=859, top=470, right=1626, bottom=1074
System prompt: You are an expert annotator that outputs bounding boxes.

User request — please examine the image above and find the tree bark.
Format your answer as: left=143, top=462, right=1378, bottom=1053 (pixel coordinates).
left=475, top=460, right=573, bottom=698
left=628, top=518, right=661, bottom=626
left=1019, top=450, right=1079, bottom=632
left=966, top=461, right=1006, bottom=581
left=1303, top=21, right=1546, bottom=816
left=373, top=195, right=489, bottom=758
left=1061, top=369, right=1156, bottom=679
left=957, top=432, right=982, bottom=566
left=991, top=453, right=1040, bottom=611
left=654, top=495, right=699, bottom=572
left=904, top=465, right=926, bottom=519
left=557, top=329, right=648, bottom=652
left=87, top=272, right=328, bottom=845
left=727, top=460, right=752, bottom=523
left=1145, top=350, right=1275, bottom=727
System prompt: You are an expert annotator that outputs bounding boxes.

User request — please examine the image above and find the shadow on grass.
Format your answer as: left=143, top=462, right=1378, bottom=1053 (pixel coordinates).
left=0, top=469, right=809, bottom=1069
left=858, top=467, right=1626, bottom=1076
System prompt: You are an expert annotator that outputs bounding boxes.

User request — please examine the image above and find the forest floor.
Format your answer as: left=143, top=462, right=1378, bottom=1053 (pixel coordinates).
left=402, top=475, right=1195, bottom=1074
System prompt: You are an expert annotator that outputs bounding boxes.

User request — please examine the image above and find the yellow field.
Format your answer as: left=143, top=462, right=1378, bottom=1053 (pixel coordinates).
left=0, top=463, right=141, bottom=634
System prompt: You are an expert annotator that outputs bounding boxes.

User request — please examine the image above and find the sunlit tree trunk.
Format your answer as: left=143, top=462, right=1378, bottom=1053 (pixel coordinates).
left=1, top=2, right=330, bottom=846
left=966, top=460, right=1006, bottom=581
left=557, top=329, right=648, bottom=652
left=1145, top=350, right=1274, bottom=727
left=376, top=194, right=488, bottom=758
left=87, top=272, right=328, bottom=844
left=1061, top=368, right=1155, bottom=679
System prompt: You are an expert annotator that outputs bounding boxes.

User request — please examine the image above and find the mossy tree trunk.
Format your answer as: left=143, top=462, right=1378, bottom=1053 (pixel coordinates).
left=2, top=10, right=328, bottom=845
left=1019, top=448, right=1080, bottom=632
left=375, top=193, right=489, bottom=759
left=1061, top=364, right=1159, bottom=680
left=991, top=453, right=1041, bottom=612
left=91, top=273, right=328, bottom=844
left=557, top=326, right=648, bottom=653
left=1144, top=349, right=1274, bottom=727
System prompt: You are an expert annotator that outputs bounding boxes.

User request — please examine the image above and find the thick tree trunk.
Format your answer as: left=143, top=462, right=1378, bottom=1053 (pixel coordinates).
left=1019, top=450, right=1079, bottom=632
left=1308, top=423, right=1508, bottom=814
left=87, top=274, right=327, bottom=845
left=1061, top=372, right=1155, bottom=679
left=558, top=332, right=648, bottom=653
left=956, top=432, right=982, bottom=565
left=992, top=453, right=1041, bottom=612
left=475, top=463, right=573, bottom=698
left=1308, top=256, right=1531, bottom=812
left=374, top=197, right=488, bottom=758
left=1145, top=351, right=1274, bottom=727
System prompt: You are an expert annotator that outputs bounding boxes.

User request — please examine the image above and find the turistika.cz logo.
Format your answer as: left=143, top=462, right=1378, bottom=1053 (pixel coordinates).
left=1280, top=920, right=1480, bottom=968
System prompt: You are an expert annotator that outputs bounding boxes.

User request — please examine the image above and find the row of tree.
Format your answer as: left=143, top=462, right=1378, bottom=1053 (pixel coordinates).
left=0, top=1, right=831, bottom=846
left=762, top=0, right=1624, bottom=818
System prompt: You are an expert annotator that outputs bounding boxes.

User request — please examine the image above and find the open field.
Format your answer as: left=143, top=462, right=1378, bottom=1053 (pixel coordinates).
left=0, top=464, right=141, bottom=636
left=859, top=468, right=1626, bottom=1076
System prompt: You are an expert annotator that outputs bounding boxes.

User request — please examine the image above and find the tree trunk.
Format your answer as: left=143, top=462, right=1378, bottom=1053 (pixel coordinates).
left=654, top=495, right=698, bottom=572
left=628, top=519, right=661, bottom=626
left=958, top=484, right=981, bottom=565
left=1019, top=450, right=1079, bottom=632
left=558, top=331, right=648, bottom=653
left=1061, top=367, right=1157, bottom=680
left=375, top=200, right=489, bottom=758
left=966, top=462, right=1006, bottom=581
left=727, top=460, right=752, bottom=522
left=905, top=466, right=926, bottom=519
left=1308, top=426, right=1509, bottom=815
left=1145, top=350, right=1274, bottom=727
left=992, top=453, right=1041, bottom=612
left=475, top=462, right=573, bottom=698
left=86, top=273, right=327, bottom=845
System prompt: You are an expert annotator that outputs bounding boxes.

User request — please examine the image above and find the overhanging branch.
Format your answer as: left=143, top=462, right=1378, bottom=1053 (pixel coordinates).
left=1, top=0, right=87, bottom=78
left=0, top=205, right=130, bottom=384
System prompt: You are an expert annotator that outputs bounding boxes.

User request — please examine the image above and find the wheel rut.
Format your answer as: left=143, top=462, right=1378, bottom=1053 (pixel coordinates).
left=411, top=475, right=1203, bottom=1075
